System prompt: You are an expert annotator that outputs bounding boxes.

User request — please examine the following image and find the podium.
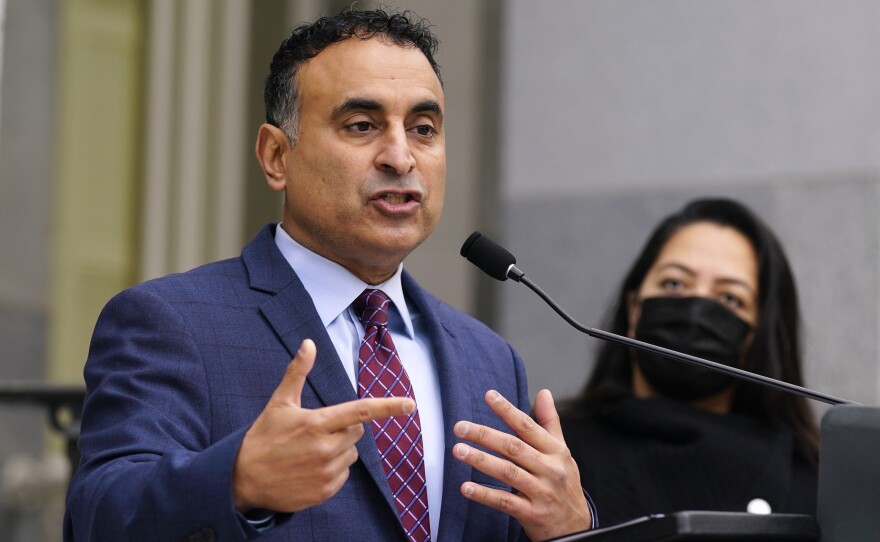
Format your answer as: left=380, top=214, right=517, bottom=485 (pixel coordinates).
left=551, top=405, right=879, bottom=542
left=816, top=405, right=880, bottom=542
left=549, top=511, right=817, bottom=541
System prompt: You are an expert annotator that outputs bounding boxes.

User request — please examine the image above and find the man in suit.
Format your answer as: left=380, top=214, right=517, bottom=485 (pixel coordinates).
left=65, top=8, right=594, bottom=541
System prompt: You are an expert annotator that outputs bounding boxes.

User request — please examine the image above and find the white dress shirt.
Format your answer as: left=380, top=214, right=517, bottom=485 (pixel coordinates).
left=274, top=226, right=444, bottom=538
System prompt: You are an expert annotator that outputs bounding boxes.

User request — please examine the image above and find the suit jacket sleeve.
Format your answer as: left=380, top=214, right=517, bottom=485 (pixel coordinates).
left=64, top=286, right=274, bottom=541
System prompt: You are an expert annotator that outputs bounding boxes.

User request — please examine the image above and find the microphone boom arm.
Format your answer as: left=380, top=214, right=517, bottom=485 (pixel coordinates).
left=513, top=270, right=857, bottom=407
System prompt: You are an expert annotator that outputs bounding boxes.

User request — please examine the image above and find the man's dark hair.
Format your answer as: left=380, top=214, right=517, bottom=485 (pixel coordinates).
left=264, top=7, right=441, bottom=145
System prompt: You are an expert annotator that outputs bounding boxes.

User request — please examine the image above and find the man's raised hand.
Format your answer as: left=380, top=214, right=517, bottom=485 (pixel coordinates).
left=232, top=339, right=415, bottom=513
left=452, top=389, right=592, bottom=541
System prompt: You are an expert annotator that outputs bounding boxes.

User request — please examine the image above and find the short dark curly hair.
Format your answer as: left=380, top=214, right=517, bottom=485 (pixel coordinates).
left=263, top=7, right=441, bottom=145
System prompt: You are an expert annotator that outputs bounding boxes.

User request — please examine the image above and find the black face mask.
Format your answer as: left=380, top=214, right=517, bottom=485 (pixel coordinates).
left=633, top=296, right=752, bottom=402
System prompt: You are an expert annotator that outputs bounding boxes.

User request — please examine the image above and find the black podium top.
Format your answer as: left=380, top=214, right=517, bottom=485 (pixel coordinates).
left=548, top=511, right=818, bottom=541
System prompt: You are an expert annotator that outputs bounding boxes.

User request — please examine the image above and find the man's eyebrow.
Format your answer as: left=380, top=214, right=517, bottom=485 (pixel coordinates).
left=329, top=98, right=444, bottom=122
left=412, top=100, right=443, bottom=121
left=330, top=98, right=383, bottom=119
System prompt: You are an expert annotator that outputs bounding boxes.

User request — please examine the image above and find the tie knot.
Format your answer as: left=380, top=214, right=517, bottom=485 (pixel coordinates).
left=353, top=289, right=391, bottom=328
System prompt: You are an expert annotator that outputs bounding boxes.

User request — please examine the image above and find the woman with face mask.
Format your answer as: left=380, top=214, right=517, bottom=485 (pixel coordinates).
left=559, top=197, right=819, bottom=527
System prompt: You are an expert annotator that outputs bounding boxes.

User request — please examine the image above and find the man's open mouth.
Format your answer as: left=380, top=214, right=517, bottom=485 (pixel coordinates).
left=379, top=193, right=415, bottom=204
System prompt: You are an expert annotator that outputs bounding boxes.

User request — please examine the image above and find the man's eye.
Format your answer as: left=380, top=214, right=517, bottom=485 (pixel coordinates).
left=349, top=121, right=373, bottom=132
left=413, top=125, right=435, bottom=136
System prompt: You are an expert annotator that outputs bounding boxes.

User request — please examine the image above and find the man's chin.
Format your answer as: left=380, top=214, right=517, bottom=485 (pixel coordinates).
left=373, top=223, right=434, bottom=251
left=370, top=237, right=423, bottom=263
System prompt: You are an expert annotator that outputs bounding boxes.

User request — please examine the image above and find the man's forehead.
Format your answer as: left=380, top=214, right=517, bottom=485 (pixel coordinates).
left=295, top=36, right=443, bottom=107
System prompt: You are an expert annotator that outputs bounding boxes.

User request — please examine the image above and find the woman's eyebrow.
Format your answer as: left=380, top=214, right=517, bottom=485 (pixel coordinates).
left=654, top=262, right=696, bottom=276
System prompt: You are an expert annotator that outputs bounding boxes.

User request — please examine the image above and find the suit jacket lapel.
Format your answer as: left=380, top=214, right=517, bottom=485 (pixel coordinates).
left=242, top=225, right=400, bottom=524
left=403, top=272, right=475, bottom=542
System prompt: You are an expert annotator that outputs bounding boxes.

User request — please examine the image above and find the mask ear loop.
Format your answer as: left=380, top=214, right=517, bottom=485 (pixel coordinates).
left=626, top=292, right=641, bottom=339
left=627, top=294, right=659, bottom=400
left=738, top=327, right=758, bottom=373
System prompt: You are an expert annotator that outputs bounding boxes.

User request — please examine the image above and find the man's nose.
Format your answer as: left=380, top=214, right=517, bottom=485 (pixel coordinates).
left=375, top=128, right=416, bottom=175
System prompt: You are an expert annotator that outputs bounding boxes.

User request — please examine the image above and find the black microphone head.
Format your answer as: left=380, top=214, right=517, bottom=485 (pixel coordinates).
left=460, top=231, right=517, bottom=281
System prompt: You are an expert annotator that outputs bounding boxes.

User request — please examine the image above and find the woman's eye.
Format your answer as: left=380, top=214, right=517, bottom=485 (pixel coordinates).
left=719, top=293, right=743, bottom=308
left=660, top=278, right=684, bottom=291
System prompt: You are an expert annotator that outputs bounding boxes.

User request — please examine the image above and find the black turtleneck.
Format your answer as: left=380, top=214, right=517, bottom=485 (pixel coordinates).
left=560, top=397, right=817, bottom=527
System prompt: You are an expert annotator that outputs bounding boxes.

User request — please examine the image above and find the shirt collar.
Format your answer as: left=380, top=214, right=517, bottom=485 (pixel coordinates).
left=273, top=224, right=415, bottom=338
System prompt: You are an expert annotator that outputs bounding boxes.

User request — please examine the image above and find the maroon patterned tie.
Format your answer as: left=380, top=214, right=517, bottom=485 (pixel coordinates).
left=353, top=289, right=430, bottom=542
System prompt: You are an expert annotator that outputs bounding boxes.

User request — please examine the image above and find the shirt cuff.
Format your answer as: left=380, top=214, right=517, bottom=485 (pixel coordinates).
left=239, top=508, right=277, bottom=533
left=583, top=487, right=599, bottom=529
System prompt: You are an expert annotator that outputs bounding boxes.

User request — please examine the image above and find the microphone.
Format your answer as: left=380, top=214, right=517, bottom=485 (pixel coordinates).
left=460, top=231, right=525, bottom=282
left=461, top=231, right=857, bottom=406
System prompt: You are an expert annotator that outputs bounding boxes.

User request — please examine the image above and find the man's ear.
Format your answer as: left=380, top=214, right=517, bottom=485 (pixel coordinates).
left=255, top=124, right=291, bottom=192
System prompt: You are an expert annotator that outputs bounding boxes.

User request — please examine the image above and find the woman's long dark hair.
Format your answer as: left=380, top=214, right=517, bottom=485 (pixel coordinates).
left=563, top=197, right=819, bottom=462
